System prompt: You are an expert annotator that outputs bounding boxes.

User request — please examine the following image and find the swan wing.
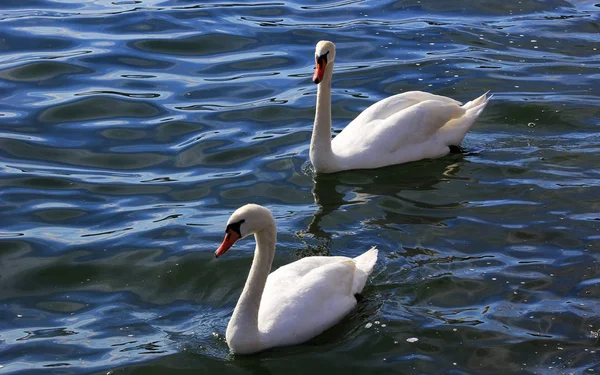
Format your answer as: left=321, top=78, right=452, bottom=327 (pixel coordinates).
left=258, top=258, right=361, bottom=348
left=260, top=255, right=349, bottom=293
left=332, top=99, right=464, bottom=163
left=269, top=255, right=350, bottom=277
left=382, top=99, right=465, bottom=150
left=347, top=91, right=462, bottom=126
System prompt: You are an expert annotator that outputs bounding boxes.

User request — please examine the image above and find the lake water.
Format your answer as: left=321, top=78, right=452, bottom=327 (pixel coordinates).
left=1, top=0, right=599, bottom=374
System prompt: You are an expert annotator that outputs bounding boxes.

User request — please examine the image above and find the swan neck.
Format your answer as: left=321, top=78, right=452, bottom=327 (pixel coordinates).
left=227, top=222, right=276, bottom=350
left=310, top=63, right=336, bottom=172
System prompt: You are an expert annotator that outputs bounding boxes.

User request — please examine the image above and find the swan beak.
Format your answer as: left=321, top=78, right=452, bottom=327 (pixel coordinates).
left=215, top=230, right=240, bottom=258
left=313, top=59, right=326, bottom=84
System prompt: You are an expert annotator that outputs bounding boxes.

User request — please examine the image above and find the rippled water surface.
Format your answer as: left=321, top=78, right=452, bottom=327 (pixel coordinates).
left=1, top=0, right=600, bottom=374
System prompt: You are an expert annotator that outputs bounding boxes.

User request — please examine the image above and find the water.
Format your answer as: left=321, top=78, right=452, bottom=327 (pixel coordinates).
left=1, top=0, right=599, bottom=374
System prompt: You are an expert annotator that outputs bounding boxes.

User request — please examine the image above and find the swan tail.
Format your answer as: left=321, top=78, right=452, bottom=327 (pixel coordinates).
left=350, top=247, right=378, bottom=295
left=461, top=91, right=491, bottom=112
left=440, top=92, right=491, bottom=146
left=354, top=246, right=378, bottom=275
left=466, top=92, right=492, bottom=118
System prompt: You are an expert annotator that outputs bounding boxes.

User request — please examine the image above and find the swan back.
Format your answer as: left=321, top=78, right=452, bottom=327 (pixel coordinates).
left=348, top=91, right=462, bottom=127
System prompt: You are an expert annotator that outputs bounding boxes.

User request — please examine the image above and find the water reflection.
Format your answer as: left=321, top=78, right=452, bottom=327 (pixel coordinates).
left=305, top=154, right=468, bottom=241
left=2, top=0, right=600, bottom=373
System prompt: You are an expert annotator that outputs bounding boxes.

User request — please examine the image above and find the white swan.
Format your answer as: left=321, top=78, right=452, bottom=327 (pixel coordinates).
left=215, top=204, right=378, bottom=355
left=310, top=40, right=491, bottom=173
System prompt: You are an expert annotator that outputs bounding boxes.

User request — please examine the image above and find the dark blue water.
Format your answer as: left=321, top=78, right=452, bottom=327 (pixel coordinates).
left=1, top=0, right=599, bottom=374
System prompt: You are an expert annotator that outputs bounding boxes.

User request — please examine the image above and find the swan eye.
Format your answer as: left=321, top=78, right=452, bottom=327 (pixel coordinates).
left=316, top=50, right=329, bottom=64
left=225, top=219, right=245, bottom=236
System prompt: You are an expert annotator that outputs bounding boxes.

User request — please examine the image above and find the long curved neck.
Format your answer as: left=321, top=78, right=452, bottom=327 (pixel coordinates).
left=226, top=223, right=276, bottom=350
left=310, top=63, right=337, bottom=173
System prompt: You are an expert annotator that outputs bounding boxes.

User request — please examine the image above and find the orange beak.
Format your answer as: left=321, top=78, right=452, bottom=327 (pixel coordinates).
left=215, top=230, right=240, bottom=258
left=313, top=59, right=326, bottom=84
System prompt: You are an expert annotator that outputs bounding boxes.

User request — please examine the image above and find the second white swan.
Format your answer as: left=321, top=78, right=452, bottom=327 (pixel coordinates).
left=310, top=40, right=491, bottom=173
left=215, top=204, right=378, bottom=355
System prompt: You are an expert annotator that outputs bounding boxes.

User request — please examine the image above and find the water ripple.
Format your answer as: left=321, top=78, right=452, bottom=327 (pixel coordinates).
left=1, top=0, right=600, bottom=374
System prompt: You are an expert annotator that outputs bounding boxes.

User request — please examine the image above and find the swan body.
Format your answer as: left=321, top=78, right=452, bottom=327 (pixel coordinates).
left=310, top=40, right=491, bottom=173
left=215, top=204, right=378, bottom=355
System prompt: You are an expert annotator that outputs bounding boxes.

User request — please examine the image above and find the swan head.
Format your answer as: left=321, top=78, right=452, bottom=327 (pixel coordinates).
left=215, top=204, right=274, bottom=258
left=313, top=40, right=336, bottom=84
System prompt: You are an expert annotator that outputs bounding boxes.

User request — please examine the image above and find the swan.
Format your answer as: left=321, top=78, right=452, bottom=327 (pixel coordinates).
left=215, top=204, right=378, bottom=355
left=310, top=40, right=491, bottom=173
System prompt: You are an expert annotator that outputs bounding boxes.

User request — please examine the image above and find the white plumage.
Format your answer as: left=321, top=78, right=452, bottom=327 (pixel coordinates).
left=215, top=204, right=378, bottom=355
left=310, top=40, right=491, bottom=173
